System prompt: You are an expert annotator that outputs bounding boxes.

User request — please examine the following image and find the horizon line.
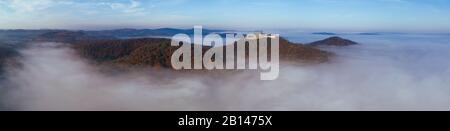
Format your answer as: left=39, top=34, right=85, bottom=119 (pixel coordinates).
left=0, top=28, right=449, bottom=35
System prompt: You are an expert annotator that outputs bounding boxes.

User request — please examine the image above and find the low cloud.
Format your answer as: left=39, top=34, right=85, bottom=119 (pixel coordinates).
left=2, top=0, right=73, bottom=12
left=2, top=36, right=450, bottom=111
left=98, top=0, right=145, bottom=13
left=1, top=0, right=144, bottom=14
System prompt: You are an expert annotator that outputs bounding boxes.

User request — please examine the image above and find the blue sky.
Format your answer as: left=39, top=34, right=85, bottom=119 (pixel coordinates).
left=0, top=0, right=449, bottom=33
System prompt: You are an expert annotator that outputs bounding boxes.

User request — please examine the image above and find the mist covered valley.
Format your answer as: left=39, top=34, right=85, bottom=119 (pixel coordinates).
left=1, top=32, right=450, bottom=111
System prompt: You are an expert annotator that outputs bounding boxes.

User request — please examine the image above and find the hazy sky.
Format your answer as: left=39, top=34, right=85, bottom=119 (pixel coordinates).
left=0, top=0, right=450, bottom=33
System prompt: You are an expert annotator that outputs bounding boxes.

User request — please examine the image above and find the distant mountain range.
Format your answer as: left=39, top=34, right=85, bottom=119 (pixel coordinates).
left=357, top=32, right=382, bottom=35
left=312, top=32, right=338, bottom=35
left=0, top=28, right=228, bottom=45
left=311, top=32, right=412, bottom=36
left=86, top=28, right=227, bottom=38
left=312, top=32, right=379, bottom=36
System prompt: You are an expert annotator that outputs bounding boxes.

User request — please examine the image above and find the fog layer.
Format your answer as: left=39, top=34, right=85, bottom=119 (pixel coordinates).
left=3, top=34, right=450, bottom=111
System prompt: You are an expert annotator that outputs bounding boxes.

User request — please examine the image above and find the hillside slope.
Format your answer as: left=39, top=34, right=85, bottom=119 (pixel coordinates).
left=73, top=37, right=332, bottom=69
left=309, top=36, right=358, bottom=46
